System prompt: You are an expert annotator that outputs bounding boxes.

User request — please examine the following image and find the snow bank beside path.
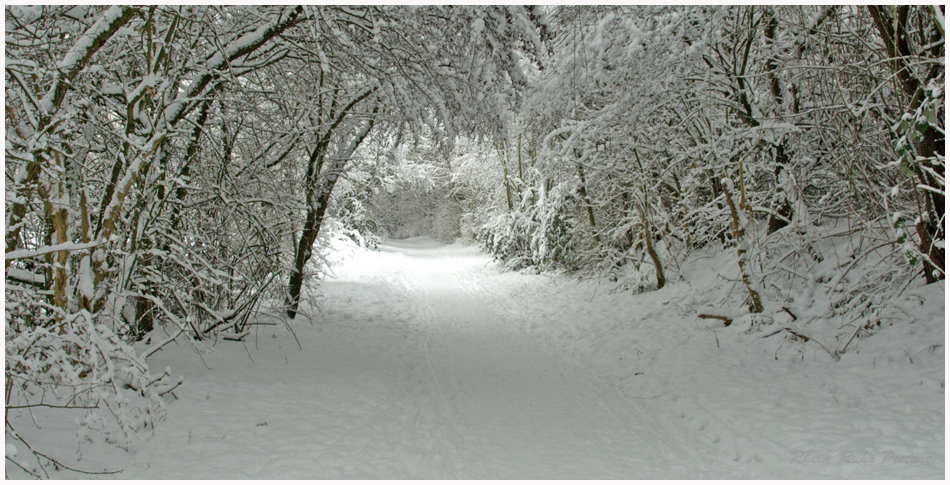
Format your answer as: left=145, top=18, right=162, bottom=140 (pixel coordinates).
left=478, top=245, right=945, bottom=479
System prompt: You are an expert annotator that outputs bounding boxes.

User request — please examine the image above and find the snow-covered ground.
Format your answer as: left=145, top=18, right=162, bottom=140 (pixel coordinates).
left=7, top=236, right=944, bottom=478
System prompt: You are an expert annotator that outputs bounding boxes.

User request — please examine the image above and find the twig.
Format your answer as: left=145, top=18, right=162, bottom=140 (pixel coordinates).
left=6, top=456, right=42, bottom=479
left=145, top=327, right=185, bottom=358
left=839, top=323, right=865, bottom=355
left=6, top=425, right=48, bottom=478
left=783, top=328, right=811, bottom=342
left=190, top=341, right=212, bottom=370
left=34, top=451, right=122, bottom=475
left=626, top=388, right=681, bottom=400
left=282, top=317, right=303, bottom=351
left=222, top=330, right=251, bottom=342
left=782, top=328, right=839, bottom=362
left=158, top=379, right=183, bottom=397
left=5, top=403, right=97, bottom=410
left=698, top=313, right=732, bottom=327
left=781, top=306, right=797, bottom=321
left=147, top=371, right=170, bottom=387
left=4, top=238, right=114, bottom=261
left=242, top=341, right=255, bottom=365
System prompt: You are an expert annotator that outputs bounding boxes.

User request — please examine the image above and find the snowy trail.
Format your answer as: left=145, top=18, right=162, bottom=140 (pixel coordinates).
left=89, top=237, right=691, bottom=479
left=16, top=236, right=940, bottom=479
left=336, top=238, right=697, bottom=478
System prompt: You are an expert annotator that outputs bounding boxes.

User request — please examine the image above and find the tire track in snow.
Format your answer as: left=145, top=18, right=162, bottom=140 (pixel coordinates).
left=389, top=265, right=471, bottom=477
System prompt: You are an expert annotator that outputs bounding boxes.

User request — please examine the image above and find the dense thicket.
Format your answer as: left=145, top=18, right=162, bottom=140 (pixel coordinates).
left=474, top=6, right=943, bottom=296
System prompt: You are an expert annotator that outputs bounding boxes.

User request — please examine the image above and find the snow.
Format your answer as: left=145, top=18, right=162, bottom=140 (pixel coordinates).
left=39, top=6, right=130, bottom=114
left=78, top=255, right=94, bottom=299
left=721, top=177, right=734, bottom=193
left=3, top=238, right=112, bottom=261
left=6, top=237, right=943, bottom=479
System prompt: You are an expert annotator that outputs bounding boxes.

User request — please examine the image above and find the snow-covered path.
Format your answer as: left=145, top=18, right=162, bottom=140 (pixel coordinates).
left=14, top=236, right=941, bottom=479
left=314, top=237, right=697, bottom=478
left=110, top=237, right=697, bottom=479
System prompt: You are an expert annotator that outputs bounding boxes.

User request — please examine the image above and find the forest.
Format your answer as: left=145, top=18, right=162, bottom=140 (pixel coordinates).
left=4, top=5, right=945, bottom=478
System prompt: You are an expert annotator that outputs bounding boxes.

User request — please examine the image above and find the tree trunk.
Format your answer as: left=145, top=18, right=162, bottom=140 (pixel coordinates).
left=287, top=111, right=377, bottom=318
left=576, top=163, right=600, bottom=244
left=642, top=215, right=666, bottom=289
left=497, top=141, right=513, bottom=211
left=868, top=5, right=945, bottom=282
left=722, top=179, right=764, bottom=313
left=5, top=7, right=138, bottom=272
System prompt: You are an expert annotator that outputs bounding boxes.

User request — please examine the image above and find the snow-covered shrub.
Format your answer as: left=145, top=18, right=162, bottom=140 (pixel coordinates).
left=5, top=286, right=178, bottom=476
left=327, top=161, right=383, bottom=250
left=478, top=212, right=532, bottom=269
left=4, top=5, right=311, bottom=470
left=469, top=5, right=943, bottom=360
left=478, top=183, right=580, bottom=271
left=333, top=196, right=381, bottom=250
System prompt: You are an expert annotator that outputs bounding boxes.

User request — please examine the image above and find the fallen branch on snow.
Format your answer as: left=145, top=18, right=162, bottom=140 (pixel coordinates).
left=698, top=313, right=732, bottom=327
left=221, top=330, right=251, bottom=342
